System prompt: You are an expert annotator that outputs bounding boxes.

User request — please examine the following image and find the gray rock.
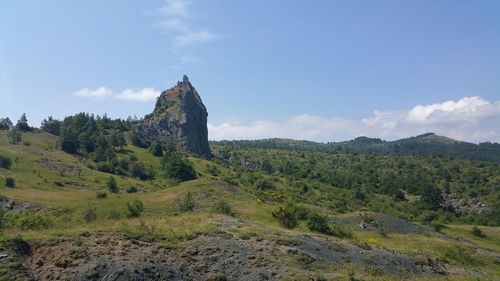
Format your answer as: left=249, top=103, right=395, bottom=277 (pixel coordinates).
left=134, top=75, right=211, bottom=158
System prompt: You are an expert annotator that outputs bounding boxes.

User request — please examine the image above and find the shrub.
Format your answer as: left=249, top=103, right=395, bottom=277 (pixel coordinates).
left=212, top=200, right=236, bottom=217
left=179, top=192, right=195, bottom=212
left=394, top=190, right=406, bottom=201
left=96, top=191, right=108, bottom=199
left=254, top=179, right=274, bottom=190
left=107, top=176, right=118, bottom=193
left=307, top=213, right=352, bottom=238
left=150, top=140, right=165, bottom=157
left=272, top=204, right=299, bottom=228
left=307, top=213, right=331, bottom=234
left=161, top=151, right=196, bottom=182
left=5, top=177, right=15, bottom=187
left=130, top=163, right=155, bottom=180
left=127, top=199, right=144, bottom=218
left=82, top=204, right=97, bottom=223
left=7, top=128, right=22, bottom=144
left=126, top=186, right=138, bottom=193
left=13, top=211, right=53, bottom=230
left=0, top=155, right=12, bottom=169
left=471, top=226, right=485, bottom=238
left=96, top=161, right=115, bottom=174
left=130, top=132, right=150, bottom=148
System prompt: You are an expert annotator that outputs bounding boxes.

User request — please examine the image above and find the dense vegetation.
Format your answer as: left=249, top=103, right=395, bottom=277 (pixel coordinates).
left=212, top=144, right=500, bottom=226
left=212, top=133, right=500, bottom=163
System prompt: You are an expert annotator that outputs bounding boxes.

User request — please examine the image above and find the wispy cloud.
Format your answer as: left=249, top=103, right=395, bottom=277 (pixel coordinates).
left=72, top=87, right=160, bottom=102
left=72, top=87, right=112, bottom=99
left=209, top=96, right=500, bottom=143
left=158, top=0, right=191, bottom=18
left=155, top=0, right=217, bottom=67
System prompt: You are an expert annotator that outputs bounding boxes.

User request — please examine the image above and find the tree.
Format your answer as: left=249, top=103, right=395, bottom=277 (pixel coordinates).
left=7, top=128, right=22, bottom=144
left=107, top=176, right=119, bottom=193
left=110, top=130, right=126, bottom=149
left=272, top=204, right=299, bottom=228
left=41, top=116, right=62, bottom=136
left=161, top=151, right=196, bottom=182
left=126, top=199, right=144, bottom=217
left=150, top=140, right=164, bottom=157
left=179, top=192, right=195, bottom=212
left=15, top=113, right=31, bottom=132
left=260, top=159, right=274, bottom=174
left=0, top=155, right=12, bottom=169
left=0, top=118, right=12, bottom=130
left=420, top=184, right=443, bottom=210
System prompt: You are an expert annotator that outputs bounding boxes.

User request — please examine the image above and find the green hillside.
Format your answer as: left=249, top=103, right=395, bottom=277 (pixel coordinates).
left=0, top=130, right=498, bottom=280
left=212, top=133, right=500, bottom=163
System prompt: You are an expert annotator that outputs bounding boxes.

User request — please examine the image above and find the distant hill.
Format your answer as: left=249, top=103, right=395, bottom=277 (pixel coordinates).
left=212, top=133, right=500, bottom=163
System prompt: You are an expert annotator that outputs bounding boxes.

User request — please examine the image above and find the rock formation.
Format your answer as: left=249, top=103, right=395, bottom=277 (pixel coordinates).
left=134, top=75, right=211, bottom=158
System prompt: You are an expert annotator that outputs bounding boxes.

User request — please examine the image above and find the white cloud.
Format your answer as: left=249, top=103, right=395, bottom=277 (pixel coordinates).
left=154, top=0, right=217, bottom=67
left=159, top=0, right=191, bottom=18
left=114, top=88, right=161, bottom=102
left=403, top=96, right=497, bottom=125
left=72, top=87, right=112, bottom=99
left=72, top=87, right=160, bottom=102
left=209, top=96, right=500, bottom=143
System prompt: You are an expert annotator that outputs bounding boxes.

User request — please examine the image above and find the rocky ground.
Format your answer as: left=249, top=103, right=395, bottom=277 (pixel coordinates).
left=1, top=214, right=490, bottom=281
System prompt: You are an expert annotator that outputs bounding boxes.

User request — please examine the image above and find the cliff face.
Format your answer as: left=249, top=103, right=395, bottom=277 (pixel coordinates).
left=134, top=75, right=211, bottom=158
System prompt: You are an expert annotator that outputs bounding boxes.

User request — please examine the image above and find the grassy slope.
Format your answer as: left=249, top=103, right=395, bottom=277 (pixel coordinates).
left=0, top=132, right=499, bottom=280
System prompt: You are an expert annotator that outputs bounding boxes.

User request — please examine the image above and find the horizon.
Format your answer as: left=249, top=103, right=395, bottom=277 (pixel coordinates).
left=1, top=1, right=499, bottom=143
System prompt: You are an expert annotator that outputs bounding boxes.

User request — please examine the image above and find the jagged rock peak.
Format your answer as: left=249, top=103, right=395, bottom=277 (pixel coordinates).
left=134, top=76, right=211, bottom=159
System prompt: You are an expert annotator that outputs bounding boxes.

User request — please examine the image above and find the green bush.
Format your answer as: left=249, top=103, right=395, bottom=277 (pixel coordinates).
left=161, top=151, right=196, bottom=182
left=127, top=199, right=144, bottom=218
left=307, top=213, right=331, bottom=234
left=307, top=213, right=352, bottom=238
left=0, top=155, right=12, bottom=169
left=272, top=204, right=299, bottom=228
left=12, top=211, right=53, bottom=230
left=82, top=204, right=97, bottom=223
left=179, top=192, right=196, bottom=212
left=107, top=176, right=118, bottom=193
left=5, top=177, right=15, bottom=187
left=130, top=163, right=155, bottom=180
left=96, top=191, right=108, bottom=199
left=149, top=140, right=165, bottom=157
left=212, top=200, right=236, bottom=217
left=7, top=128, right=22, bottom=144
left=471, top=226, right=485, bottom=238
left=254, top=179, right=274, bottom=190
left=126, top=186, right=138, bottom=193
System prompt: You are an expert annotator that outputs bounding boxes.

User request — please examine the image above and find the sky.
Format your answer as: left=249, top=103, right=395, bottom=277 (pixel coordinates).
left=0, top=0, right=499, bottom=143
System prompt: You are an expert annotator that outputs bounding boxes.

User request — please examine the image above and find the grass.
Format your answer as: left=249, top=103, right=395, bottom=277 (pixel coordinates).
left=0, top=131, right=499, bottom=280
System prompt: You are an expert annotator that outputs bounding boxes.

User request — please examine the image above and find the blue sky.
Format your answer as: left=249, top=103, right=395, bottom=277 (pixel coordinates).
left=1, top=0, right=499, bottom=142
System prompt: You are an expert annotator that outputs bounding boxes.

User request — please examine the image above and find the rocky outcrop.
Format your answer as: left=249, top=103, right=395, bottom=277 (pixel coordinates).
left=134, top=75, right=211, bottom=158
left=441, top=193, right=489, bottom=214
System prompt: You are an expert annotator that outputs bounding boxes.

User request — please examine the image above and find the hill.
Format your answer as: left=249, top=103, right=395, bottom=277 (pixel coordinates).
left=0, top=131, right=498, bottom=280
left=212, top=133, right=500, bottom=162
